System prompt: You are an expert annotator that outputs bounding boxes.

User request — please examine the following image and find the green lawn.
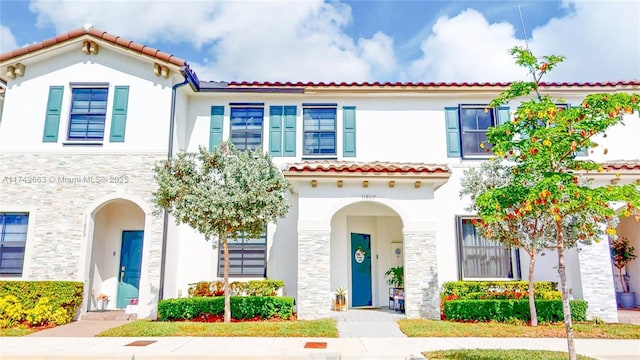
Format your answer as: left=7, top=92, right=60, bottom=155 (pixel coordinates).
left=399, top=319, right=640, bottom=339
left=0, top=327, right=34, bottom=336
left=423, top=349, right=597, bottom=359
left=97, top=318, right=339, bottom=337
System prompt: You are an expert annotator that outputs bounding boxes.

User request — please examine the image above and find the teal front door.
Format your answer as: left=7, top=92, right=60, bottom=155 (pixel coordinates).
left=351, top=233, right=372, bottom=307
left=117, top=231, right=143, bottom=309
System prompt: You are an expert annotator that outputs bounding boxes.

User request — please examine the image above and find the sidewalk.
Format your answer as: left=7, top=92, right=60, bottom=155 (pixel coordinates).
left=1, top=336, right=639, bottom=359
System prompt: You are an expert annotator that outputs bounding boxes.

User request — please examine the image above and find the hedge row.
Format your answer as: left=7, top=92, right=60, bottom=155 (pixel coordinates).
left=158, top=296, right=294, bottom=321
left=443, top=299, right=587, bottom=323
left=442, top=281, right=558, bottom=298
left=0, top=281, right=84, bottom=328
left=188, top=279, right=284, bottom=297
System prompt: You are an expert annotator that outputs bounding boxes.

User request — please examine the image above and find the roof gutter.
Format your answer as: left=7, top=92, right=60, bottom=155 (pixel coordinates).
left=158, top=65, right=198, bottom=301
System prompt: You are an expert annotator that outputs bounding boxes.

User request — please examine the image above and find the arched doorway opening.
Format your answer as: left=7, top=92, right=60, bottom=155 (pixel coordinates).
left=330, top=201, right=404, bottom=310
left=87, top=199, right=145, bottom=312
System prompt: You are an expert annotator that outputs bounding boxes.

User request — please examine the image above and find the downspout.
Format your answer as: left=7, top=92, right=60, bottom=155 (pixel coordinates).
left=158, top=76, right=189, bottom=301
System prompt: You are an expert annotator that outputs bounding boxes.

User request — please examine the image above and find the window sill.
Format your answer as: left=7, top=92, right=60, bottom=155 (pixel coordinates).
left=62, top=141, right=104, bottom=146
left=302, top=156, right=338, bottom=161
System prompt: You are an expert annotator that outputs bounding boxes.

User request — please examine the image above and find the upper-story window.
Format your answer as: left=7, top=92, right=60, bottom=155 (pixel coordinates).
left=303, top=105, right=337, bottom=156
left=0, top=213, right=29, bottom=277
left=460, top=106, right=496, bottom=157
left=457, top=216, right=520, bottom=279
left=445, top=105, right=509, bottom=159
left=230, top=105, right=264, bottom=151
left=68, top=87, right=109, bottom=141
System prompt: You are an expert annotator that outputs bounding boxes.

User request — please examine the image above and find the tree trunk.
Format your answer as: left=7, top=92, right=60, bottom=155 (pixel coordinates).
left=222, top=236, right=231, bottom=323
left=556, top=220, right=576, bottom=360
left=528, top=251, right=538, bottom=327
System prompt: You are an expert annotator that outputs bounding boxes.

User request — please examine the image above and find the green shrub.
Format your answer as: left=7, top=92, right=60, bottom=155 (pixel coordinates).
left=158, top=296, right=294, bottom=321
left=24, top=297, right=69, bottom=326
left=442, top=281, right=557, bottom=298
left=0, top=295, right=24, bottom=328
left=0, top=281, right=83, bottom=327
left=444, top=299, right=587, bottom=323
left=187, top=279, right=285, bottom=297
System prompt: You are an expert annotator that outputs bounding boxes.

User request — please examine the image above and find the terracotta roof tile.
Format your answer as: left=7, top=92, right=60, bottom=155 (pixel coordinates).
left=285, top=160, right=449, bottom=174
left=0, top=26, right=186, bottom=67
left=217, top=80, right=640, bottom=88
left=602, top=161, right=640, bottom=171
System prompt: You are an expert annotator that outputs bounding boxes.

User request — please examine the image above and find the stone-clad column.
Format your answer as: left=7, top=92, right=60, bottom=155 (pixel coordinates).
left=296, top=226, right=331, bottom=320
left=403, top=230, right=439, bottom=319
left=577, top=238, right=619, bottom=322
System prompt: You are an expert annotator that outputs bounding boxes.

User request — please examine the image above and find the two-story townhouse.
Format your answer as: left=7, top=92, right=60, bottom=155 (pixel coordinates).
left=1, top=27, right=638, bottom=322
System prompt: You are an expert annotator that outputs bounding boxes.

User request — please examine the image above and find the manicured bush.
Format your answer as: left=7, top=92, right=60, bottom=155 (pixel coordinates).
left=158, top=296, right=294, bottom=321
left=444, top=299, right=587, bottom=323
left=187, top=279, right=285, bottom=297
left=442, top=281, right=557, bottom=298
left=0, top=281, right=83, bottom=327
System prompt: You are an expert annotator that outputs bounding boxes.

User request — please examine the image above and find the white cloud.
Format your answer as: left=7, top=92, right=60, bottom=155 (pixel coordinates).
left=406, top=9, right=527, bottom=82
left=528, top=0, right=640, bottom=81
left=26, top=0, right=640, bottom=82
left=406, top=0, right=640, bottom=82
left=0, top=26, right=19, bottom=53
left=28, top=0, right=394, bottom=82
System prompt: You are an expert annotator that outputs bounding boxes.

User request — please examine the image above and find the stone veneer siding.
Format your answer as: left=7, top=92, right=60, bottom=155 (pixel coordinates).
left=296, top=228, right=331, bottom=320
left=0, top=152, right=165, bottom=319
left=403, top=231, right=440, bottom=319
left=577, top=239, right=619, bottom=322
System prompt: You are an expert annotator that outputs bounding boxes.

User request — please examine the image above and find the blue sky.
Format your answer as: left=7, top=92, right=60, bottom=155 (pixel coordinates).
left=1, top=0, right=638, bottom=82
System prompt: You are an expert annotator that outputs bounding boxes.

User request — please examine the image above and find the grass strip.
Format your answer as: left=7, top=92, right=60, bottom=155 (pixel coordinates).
left=399, top=319, right=640, bottom=339
left=423, top=349, right=596, bottom=359
left=97, top=318, right=338, bottom=337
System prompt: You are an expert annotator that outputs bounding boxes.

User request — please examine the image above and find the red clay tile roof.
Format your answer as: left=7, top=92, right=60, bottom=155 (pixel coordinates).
left=285, top=161, right=449, bottom=174
left=213, top=80, right=640, bottom=88
left=602, top=161, right=640, bottom=171
left=0, top=26, right=186, bottom=67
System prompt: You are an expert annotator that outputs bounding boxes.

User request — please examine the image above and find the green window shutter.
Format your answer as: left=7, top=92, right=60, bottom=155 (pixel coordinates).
left=445, top=107, right=461, bottom=158
left=209, top=106, right=224, bottom=151
left=283, top=106, right=297, bottom=157
left=269, top=106, right=283, bottom=156
left=343, top=106, right=356, bottom=157
left=42, top=86, right=64, bottom=142
left=497, top=107, right=510, bottom=125
left=109, top=86, right=129, bottom=142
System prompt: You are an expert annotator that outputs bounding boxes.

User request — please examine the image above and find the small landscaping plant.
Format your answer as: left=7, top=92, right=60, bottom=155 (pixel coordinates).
left=440, top=281, right=576, bottom=323
left=188, top=279, right=284, bottom=297
left=158, top=296, right=294, bottom=321
left=0, top=281, right=83, bottom=329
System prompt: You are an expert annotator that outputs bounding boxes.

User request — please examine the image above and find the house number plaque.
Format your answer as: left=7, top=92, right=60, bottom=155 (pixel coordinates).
left=361, top=194, right=376, bottom=200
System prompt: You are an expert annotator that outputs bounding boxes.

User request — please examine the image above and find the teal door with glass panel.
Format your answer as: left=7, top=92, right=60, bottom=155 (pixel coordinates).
left=117, top=231, right=143, bottom=309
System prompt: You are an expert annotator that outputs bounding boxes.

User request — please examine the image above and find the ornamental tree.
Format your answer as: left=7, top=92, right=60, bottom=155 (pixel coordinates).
left=460, top=159, right=557, bottom=327
left=475, top=47, right=640, bottom=360
left=153, top=142, right=291, bottom=322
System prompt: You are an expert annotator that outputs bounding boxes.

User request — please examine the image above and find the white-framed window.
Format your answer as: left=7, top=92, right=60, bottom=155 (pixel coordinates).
left=456, top=216, right=520, bottom=279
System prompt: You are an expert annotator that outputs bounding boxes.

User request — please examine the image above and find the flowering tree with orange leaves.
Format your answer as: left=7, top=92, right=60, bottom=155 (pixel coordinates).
left=474, top=47, right=640, bottom=360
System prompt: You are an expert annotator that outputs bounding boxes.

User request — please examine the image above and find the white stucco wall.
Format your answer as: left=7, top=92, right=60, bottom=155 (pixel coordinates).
left=0, top=47, right=175, bottom=152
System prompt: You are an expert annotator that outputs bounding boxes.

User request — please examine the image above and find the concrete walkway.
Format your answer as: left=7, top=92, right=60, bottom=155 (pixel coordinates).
left=26, top=320, right=131, bottom=337
left=331, top=307, right=406, bottom=338
left=1, top=336, right=639, bottom=359
left=1, top=308, right=638, bottom=359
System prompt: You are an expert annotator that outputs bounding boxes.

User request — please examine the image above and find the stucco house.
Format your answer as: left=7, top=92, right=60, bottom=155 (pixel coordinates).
left=1, top=27, right=638, bottom=322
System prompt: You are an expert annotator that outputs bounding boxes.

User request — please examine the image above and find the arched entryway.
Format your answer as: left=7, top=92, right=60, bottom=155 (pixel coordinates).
left=87, top=199, right=145, bottom=312
left=613, top=214, right=640, bottom=308
left=330, top=201, right=404, bottom=310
